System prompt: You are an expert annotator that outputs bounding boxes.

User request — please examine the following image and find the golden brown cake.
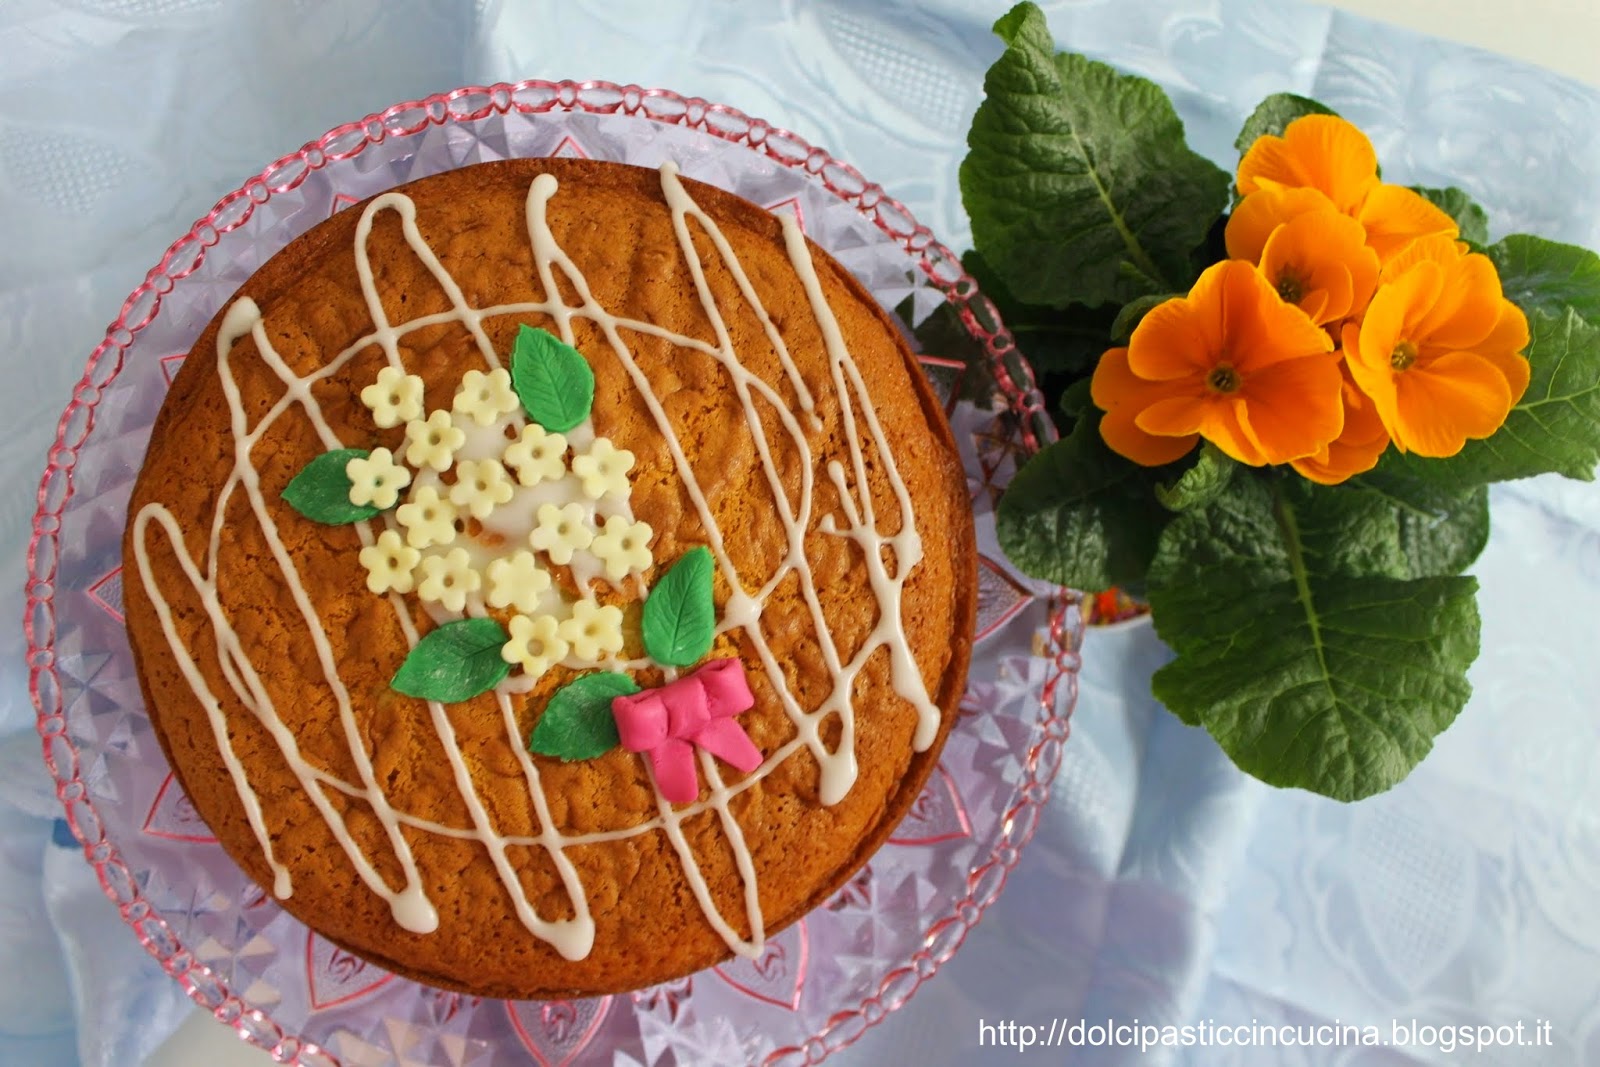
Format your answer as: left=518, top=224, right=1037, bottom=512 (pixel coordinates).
left=122, top=158, right=975, bottom=998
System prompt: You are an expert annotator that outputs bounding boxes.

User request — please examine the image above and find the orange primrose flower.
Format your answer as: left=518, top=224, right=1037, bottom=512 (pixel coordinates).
left=1094, top=260, right=1344, bottom=467
left=1236, top=113, right=1379, bottom=214
left=1235, top=114, right=1459, bottom=265
left=1356, top=184, right=1460, bottom=264
left=1257, top=207, right=1381, bottom=326
left=1090, top=347, right=1199, bottom=466
left=1290, top=363, right=1391, bottom=484
left=1343, top=237, right=1531, bottom=457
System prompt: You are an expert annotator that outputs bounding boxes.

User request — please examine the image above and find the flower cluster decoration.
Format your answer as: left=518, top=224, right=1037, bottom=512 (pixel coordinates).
left=279, top=325, right=761, bottom=801
left=944, top=3, right=1600, bottom=801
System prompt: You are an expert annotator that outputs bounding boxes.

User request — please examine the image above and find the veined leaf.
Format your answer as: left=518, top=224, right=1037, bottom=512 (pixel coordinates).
left=529, top=672, right=638, bottom=761
left=1155, top=442, right=1235, bottom=513
left=1146, top=477, right=1479, bottom=800
left=1233, top=93, right=1337, bottom=155
left=995, top=412, right=1174, bottom=590
left=282, top=448, right=380, bottom=525
left=511, top=325, right=594, bottom=433
left=960, top=2, right=1228, bottom=309
left=391, top=618, right=511, bottom=703
left=1489, top=234, right=1600, bottom=323
left=642, top=547, right=716, bottom=667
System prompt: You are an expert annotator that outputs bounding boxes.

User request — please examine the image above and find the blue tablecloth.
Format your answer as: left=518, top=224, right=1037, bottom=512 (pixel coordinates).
left=3, top=2, right=1598, bottom=1065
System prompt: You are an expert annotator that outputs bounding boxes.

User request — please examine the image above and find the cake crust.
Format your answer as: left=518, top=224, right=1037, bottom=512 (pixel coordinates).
left=123, top=158, right=976, bottom=998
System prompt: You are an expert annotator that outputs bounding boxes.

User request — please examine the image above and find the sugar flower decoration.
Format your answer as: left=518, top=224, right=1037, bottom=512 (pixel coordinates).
left=452, top=367, right=519, bottom=427
left=529, top=502, right=595, bottom=565
left=448, top=458, right=515, bottom=520
left=500, top=613, right=569, bottom=681
left=403, top=410, right=466, bottom=472
left=415, top=548, right=480, bottom=613
left=558, top=598, right=625, bottom=662
left=395, top=485, right=458, bottom=549
left=360, top=366, right=425, bottom=429
left=503, top=424, right=568, bottom=486
left=486, top=551, right=553, bottom=615
left=357, top=530, right=420, bottom=595
left=590, top=515, right=654, bottom=581
left=571, top=437, right=635, bottom=501
left=346, top=448, right=411, bottom=510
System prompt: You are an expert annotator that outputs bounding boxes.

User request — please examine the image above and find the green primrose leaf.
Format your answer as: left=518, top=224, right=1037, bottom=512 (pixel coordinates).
left=281, top=448, right=381, bottom=525
left=995, top=412, right=1174, bottom=590
left=391, top=617, right=511, bottom=703
left=1379, top=307, right=1600, bottom=487
left=529, top=672, right=639, bottom=761
left=960, top=2, right=1229, bottom=309
left=1110, top=293, right=1178, bottom=343
left=1413, top=186, right=1490, bottom=247
left=511, top=325, right=595, bottom=432
left=1489, top=234, right=1600, bottom=324
left=963, top=249, right=1119, bottom=378
left=1155, top=442, right=1236, bottom=513
left=1145, top=476, right=1479, bottom=800
left=1233, top=93, right=1337, bottom=155
left=1351, top=478, right=1491, bottom=579
left=642, top=546, right=717, bottom=667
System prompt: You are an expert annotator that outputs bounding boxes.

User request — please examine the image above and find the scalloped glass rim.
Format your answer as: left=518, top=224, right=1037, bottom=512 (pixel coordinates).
left=24, top=79, right=1080, bottom=1067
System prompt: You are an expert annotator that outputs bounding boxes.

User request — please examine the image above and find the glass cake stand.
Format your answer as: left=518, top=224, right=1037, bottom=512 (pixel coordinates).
left=25, top=82, right=1082, bottom=1067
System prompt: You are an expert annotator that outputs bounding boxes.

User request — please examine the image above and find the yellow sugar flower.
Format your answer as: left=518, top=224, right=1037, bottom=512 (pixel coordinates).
left=357, top=530, right=420, bottom=595
left=345, top=448, right=411, bottom=510
left=415, top=548, right=481, bottom=613
left=500, top=613, right=568, bottom=681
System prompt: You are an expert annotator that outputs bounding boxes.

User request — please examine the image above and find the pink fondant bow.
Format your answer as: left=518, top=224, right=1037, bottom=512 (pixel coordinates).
left=611, top=658, right=763, bottom=804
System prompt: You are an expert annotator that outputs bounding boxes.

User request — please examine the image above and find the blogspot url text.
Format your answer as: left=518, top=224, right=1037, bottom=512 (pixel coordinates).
left=977, top=1018, right=1555, bottom=1054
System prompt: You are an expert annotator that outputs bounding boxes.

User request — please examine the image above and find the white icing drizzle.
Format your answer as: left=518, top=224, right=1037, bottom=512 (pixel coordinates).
left=131, top=162, right=936, bottom=962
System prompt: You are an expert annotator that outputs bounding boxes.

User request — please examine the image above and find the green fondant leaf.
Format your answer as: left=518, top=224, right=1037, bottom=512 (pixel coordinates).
left=511, top=325, right=595, bottom=432
left=642, top=546, right=716, bottom=667
left=282, top=448, right=381, bottom=524
left=529, top=672, right=639, bottom=761
left=391, top=617, right=510, bottom=703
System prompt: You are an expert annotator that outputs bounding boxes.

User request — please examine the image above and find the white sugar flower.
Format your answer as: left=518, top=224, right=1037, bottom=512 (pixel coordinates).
left=486, top=551, right=553, bottom=615
left=448, top=458, right=515, bottom=520
left=404, top=410, right=467, bottom=472
left=346, top=448, right=411, bottom=510
left=452, top=367, right=519, bottom=427
left=360, top=366, right=425, bottom=429
left=502, top=424, right=568, bottom=486
left=415, top=548, right=480, bottom=613
left=589, top=515, right=654, bottom=581
left=528, top=502, right=595, bottom=566
left=570, top=437, right=635, bottom=501
left=395, top=485, right=458, bottom=549
left=500, top=613, right=569, bottom=681
left=357, top=530, right=420, bottom=594
left=558, top=599, right=625, bottom=662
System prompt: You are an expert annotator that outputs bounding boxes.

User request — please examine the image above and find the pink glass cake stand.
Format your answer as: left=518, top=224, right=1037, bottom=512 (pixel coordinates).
left=25, top=82, right=1082, bottom=1067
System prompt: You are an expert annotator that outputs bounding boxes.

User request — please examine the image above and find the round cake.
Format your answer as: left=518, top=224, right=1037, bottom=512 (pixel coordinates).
left=122, top=157, right=976, bottom=998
